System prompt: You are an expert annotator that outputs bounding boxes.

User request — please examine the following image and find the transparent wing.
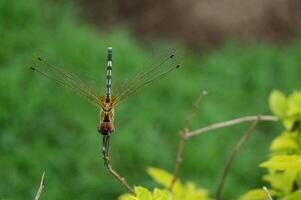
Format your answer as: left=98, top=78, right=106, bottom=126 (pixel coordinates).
left=30, top=56, right=101, bottom=108
left=113, top=52, right=181, bottom=106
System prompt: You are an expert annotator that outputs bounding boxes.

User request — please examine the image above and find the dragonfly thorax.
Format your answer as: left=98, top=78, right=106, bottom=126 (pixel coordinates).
left=102, top=103, right=112, bottom=112
left=98, top=100, right=115, bottom=135
left=98, top=108, right=115, bottom=135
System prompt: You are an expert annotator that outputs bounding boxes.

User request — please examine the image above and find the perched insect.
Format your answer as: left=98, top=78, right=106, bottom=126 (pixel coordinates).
left=30, top=47, right=181, bottom=157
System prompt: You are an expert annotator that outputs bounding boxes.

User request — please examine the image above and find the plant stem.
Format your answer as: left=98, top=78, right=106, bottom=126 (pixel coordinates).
left=102, top=151, right=135, bottom=194
left=186, top=115, right=277, bottom=138
left=170, top=91, right=207, bottom=189
left=215, top=116, right=260, bottom=200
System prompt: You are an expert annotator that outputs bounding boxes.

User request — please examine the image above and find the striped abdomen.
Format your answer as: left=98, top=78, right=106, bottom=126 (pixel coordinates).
left=106, top=47, right=112, bottom=102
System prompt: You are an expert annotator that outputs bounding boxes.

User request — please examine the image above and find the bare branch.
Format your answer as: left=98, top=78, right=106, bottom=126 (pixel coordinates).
left=186, top=115, right=278, bottom=138
left=169, top=128, right=188, bottom=190
left=215, top=116, right=260, bottom=200
left=34, top=172, right=45, bottom=200
left=170, top=90, right=208, bottom=189
left=183, top=90, right=208, bottom=129
left=263, top=186, right=274, bottom=200
left=103, top=153, right=135, bottom=194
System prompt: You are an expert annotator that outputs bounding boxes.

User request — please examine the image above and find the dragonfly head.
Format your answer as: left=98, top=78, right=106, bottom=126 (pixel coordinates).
left=98, top=122, right=114, bottom=135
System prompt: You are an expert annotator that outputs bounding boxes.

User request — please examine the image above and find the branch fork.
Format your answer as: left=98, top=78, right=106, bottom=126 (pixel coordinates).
left=169, top=91, right=278, bottom=199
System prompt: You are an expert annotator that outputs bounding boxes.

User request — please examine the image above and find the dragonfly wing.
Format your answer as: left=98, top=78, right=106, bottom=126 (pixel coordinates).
left=113, top=52, right=181, bottom=106
left=30, top=56, right=101, bottom=108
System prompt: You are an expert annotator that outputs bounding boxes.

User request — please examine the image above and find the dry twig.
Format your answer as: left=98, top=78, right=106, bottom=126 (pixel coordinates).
left=215, top=116, right=260, bottom=200
left=170, top=91, right=208, bottom=189
left=186, top=115, right=278, bottom=138
left=103, top=153, right=135, bottom=194
left=34, top=172, right=45, bottom=200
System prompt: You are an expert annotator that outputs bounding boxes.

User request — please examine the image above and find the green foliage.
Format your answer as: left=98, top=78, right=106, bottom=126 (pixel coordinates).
left=1, top=0, right=301, bottom=199
left=269, top=90, right=287, bottom=119
left=118, top=168, right=210, bottom=200
left=119, top=187, right=172, bottom=200
left=260, top=155, right=301, bottom=171
left=269, top=90, right=301, bottom=130
left=270, top=132, right=299, bottom=153
left=240, top=90, right=301, bottom=200
left=240, top=189, right=277, bottom=200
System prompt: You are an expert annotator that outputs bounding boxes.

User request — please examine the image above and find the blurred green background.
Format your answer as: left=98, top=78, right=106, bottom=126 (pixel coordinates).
left=1, top=0, right=301, bottom=199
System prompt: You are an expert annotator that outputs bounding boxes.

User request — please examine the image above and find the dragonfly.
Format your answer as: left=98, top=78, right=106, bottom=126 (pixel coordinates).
left=30, top=47, right=181, bottom=158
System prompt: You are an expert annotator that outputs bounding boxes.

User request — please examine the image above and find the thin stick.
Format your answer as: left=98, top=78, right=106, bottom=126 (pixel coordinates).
left=102, top=152, right=135, bottom=194
left=170, top=91, right=208, bottom=189
left=169, top=128, right=187, bottom=190
left=215, top=116, right=260, bottom=200
left=184, top=91, right=208, bottom=129
left=186, top=115, right=278, bottom=138
left=263, top=186, right=274, bottom=200
left=34, top=172, right=45, bottom=200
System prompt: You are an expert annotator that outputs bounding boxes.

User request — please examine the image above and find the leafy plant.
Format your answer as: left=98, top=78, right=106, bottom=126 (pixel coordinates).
left=118, top=167, right=210, bottom=200
left=240, top=90, right=301, bottom=200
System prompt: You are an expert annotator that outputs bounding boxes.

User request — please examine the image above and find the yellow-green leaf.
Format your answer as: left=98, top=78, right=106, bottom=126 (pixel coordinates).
left=147, top=167, right=183, bottom=195
left=181, top=182, right=209, bottom=200
left=263, top=170, right=298, bottom=195
left=146, top=167, right=210, bottom=200
left=270, top=133, right=298, bottom=152
left=119, top=187, right=172, bottom=200
left=260, top=155, right=301, bottom=171
left=118, top=194, right=138, bottom=200
left=287, top=91, right=301, bottom=117
left=283, top=118, right=297, bottom=131
left=147, top=167, right=174, bottom=188
left=283, top=189, right=301, bottom=200
left=269, top=90, right=287, bottom=118
left=239, top=189, right=276, bottom=200
left=152, top=188, right=172, bottom=200
left=135, top=186, right=152, bottom=200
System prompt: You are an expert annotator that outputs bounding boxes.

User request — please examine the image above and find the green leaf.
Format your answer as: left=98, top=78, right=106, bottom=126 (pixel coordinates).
left=283, top=189, right=301, bottom=200
left=152, top=188, right=172, bottom=200
left=118, top=194, right=138, bottom=200
left=147, top=167, right=173, bottom=188
left=287, top=91, right=301, bottom=117
left=282, top=91, right=301, bottom=130
left=135, top=186, right=152, bottom=200
left=260, top=155, right=301, bottom=171
left=270, top=132, right=298, bottom=152
left=147, top=167, right=183, bottom=194
left=239, top=189, right=276, bottom=200
left=146, top=167, right=210, bottom=200
left=263, top=170, right=298, bottom=195
left=181, top=182, right=209, bottom=200
left=283, top=118, right=297, bottom=131
left=269, top=90, right=287, bottom=118
left=118, top=187, right=172, bottom=200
